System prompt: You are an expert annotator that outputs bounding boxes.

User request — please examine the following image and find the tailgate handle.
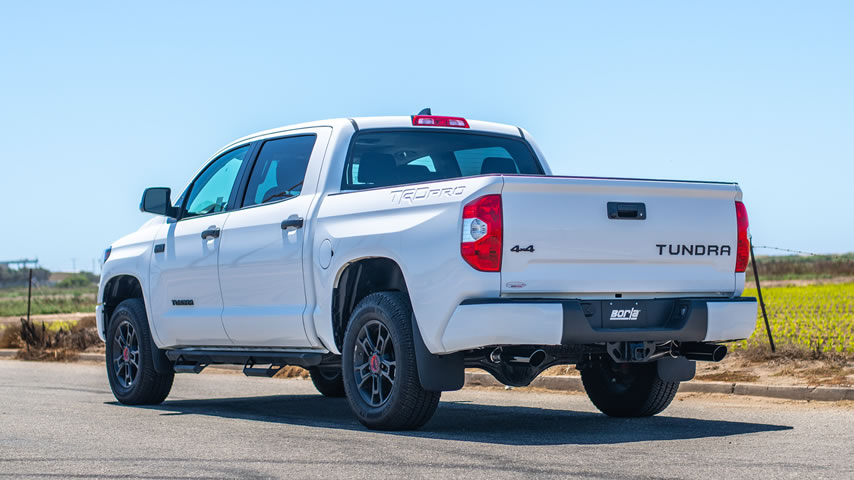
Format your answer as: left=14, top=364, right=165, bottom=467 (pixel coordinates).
left=607, top=202, right=646, bottom=220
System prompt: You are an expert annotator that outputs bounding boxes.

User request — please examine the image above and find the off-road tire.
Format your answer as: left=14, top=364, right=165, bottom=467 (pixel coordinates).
left=309, top=366, right=346, bottom=397
left=105, top=299, right=174, bottom=405
left=342, top=292, right=441, bottom=430
left=581, top=360, right=679, bottom=417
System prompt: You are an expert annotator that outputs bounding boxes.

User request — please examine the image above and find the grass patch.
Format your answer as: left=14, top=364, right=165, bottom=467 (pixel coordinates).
left=2, top=316, right=100, bottom=361
left=695, top=371, right=760, bottom=383
left=0, top=284, right=98, bottom=317
left=0, top=285, right=98, bottom=299
left=0, top=294, right=96, bottom=317
left=0, top=324, right=23, bottom=348
left=748, top=253, right=854, bottom=281
left=273, top=366, right=310, bottom=379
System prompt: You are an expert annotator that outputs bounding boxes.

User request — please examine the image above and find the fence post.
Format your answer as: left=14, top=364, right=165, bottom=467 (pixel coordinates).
left=750, top=243, right=775, bottom=353
left=26, top=268, right=33, bottom=323
left=26, top=268, right=33, bottom=353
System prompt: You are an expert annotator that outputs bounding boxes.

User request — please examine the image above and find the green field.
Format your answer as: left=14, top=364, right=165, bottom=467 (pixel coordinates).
left=0, top=285, right=97, bottom=299
left=734, top=282, right=854, bottom=357
left=0, top=285, right=97, bottom=317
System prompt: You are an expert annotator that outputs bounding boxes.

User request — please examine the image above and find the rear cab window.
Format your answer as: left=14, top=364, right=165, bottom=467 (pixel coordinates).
left=342, top=130, right=544, bottom=190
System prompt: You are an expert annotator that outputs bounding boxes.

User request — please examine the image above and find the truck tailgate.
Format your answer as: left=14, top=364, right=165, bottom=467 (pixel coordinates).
left=500, top=176, right=742, bottom=295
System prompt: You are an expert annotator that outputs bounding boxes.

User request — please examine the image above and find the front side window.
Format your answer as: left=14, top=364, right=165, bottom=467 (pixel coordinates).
left=243, top=135, right=316, bottom=207
left=183, top=145, right=249, bottom=218
left=342, top=130, right=543, bottom=190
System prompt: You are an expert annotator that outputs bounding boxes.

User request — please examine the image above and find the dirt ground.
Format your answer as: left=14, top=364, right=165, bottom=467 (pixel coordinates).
left=0, top=312, right=94, bottom=326
left=540, top=351, right=854, bottom=387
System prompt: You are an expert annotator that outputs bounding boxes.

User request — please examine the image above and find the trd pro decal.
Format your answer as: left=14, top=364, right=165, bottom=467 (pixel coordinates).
left=390, top=186, right=465, bottom=205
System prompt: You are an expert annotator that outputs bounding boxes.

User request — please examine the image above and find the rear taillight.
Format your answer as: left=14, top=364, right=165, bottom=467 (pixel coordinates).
left=412, top=115, right=469, bottom=128
left=461, top=195, right=502, bottom=271
left=735, top=201, right=750, bottom=273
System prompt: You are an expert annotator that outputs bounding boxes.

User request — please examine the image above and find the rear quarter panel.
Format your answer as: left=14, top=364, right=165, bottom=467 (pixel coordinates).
left=311, top=176, right=503, bottom=354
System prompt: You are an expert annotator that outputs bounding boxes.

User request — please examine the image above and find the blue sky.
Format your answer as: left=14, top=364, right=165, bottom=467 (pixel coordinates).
left=1, top=1, right=851, bottom=272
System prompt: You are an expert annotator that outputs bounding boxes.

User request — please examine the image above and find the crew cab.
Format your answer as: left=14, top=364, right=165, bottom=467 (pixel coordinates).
left=98, top=112, right=757, bottom=430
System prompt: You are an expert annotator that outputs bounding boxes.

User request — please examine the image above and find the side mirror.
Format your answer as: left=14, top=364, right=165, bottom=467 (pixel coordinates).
left=140, top=187, right=178, bottom=218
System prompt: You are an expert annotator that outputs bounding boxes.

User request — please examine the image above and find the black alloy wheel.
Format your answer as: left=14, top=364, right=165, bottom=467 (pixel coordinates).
left=112, top=320, right=140, bottom=389
left=352, top=320, right=397, bottom=407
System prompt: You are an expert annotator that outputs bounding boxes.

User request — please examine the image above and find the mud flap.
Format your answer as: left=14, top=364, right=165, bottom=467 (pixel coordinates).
left=412, top=315, right=464, bottom=391
left=657, top=356, right=696, bottom=382
left=150, top=340, right=174, bottom=375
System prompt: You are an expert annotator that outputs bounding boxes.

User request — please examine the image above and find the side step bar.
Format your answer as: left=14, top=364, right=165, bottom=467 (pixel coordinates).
left=165, top=349, right=326, bottom=376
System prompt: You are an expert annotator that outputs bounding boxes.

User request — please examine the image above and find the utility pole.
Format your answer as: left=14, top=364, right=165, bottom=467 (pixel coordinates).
left=72, top=258, right=76, bottom=273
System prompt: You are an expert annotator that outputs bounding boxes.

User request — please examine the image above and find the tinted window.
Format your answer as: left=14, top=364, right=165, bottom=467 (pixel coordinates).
left=183, top=145, right=248, bottom=218
left=455, top=147, right=517, bottom=176
left=243, top=135, right=316, bottom=207
left=343, top=131, right=542, bottom=190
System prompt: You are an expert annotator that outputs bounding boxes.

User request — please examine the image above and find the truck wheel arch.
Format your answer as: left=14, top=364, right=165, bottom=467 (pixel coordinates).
left=332, top=257, right=464, bottom=392
left=332, top=257, right=409, bottom=351
left=102, top=274, right=144, bottom=333
left=102, top=274, right=173, bottom=375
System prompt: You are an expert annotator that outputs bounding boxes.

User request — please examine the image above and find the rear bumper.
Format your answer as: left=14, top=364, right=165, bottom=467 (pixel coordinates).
left=440, top=297, right=757, bottom=353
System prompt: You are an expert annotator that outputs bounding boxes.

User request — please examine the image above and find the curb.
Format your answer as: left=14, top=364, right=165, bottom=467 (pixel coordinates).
left=2, top=349, right=851, bottom=402
left=464, top=371, right=854, bottom=402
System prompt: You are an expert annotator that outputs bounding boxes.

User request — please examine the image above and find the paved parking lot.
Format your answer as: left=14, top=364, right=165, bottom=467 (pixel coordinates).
left=1, top=359, right=852, bottom=479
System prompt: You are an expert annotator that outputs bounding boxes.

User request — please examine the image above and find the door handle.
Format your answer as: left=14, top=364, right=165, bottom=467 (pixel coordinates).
left=201, top=227, right=221, bottom=239
left=281, top=218, right=304, bottom=230
left=607, top=202, right=646, bottom=220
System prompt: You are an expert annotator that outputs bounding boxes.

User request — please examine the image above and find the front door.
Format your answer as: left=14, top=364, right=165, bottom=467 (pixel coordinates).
left=149, top=145, right=249, bottom=347
left=218, top=133, right=322, bottom=346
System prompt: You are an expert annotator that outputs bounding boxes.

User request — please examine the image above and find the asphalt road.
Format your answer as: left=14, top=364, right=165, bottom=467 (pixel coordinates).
left=1, top=360, right=852, bottom=479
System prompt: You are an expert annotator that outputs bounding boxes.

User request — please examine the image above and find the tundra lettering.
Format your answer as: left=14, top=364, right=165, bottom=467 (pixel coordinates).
left=656, top=244, right=731, bottom=256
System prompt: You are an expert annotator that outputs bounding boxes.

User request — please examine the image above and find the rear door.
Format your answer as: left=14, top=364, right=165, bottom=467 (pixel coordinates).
left=218, top=128, right=330, bottom=347
left=500, top=176, right=740, bottom=296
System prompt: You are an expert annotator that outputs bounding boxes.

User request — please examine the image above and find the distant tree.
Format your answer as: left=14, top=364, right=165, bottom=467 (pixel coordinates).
left=0, top=265, right=51, bottom=287
left=57, top=273, right=95, bottom=288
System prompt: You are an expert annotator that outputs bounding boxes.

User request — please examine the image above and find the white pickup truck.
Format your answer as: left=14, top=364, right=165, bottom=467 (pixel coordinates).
left=98, top=112, right=757, bottom=430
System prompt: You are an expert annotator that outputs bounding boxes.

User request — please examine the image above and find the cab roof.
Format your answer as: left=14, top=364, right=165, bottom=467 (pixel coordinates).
left=217, top=115, right=522, bottom=156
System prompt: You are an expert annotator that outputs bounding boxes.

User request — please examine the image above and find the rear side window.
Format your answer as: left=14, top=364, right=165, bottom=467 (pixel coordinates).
left=243, top=135, right=316, bottom=207
left=342, top=130, right=543, bottom=190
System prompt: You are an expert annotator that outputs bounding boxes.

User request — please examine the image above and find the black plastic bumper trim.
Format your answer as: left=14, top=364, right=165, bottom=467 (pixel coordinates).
left=458, top=297, right=756, bottom=344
